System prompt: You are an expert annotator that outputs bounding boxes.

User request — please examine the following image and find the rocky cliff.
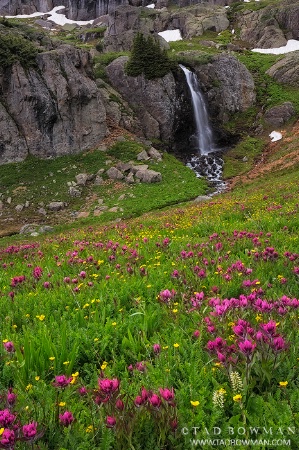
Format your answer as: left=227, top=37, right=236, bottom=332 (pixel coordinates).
left=0, top=0, right=236, bottom=20
left=103, top=4, right=229, bottom=51
left=194, top=54, right=256, bottom=122
left=236, top=1, right=299, bottom=48
left=105, top=56, right=179, bottom=143
left=0, top=45, right=107, bottom=164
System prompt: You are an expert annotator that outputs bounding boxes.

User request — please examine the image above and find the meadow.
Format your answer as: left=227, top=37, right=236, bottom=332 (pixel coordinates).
left=0, top=158, right=299, bottom=449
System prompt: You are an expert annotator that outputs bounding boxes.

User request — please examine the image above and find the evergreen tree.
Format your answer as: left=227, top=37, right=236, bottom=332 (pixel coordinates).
left=126, top=32, right=174, bottom=80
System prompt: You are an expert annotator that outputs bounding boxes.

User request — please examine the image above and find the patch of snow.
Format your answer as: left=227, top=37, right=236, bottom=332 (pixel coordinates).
left=269, top=131, right=282, bottom=142
left=4, top=5, right=94, bottom=26
left=158, top=29, right=182, bottom=42
left=146, top=3, right=155, bottom=8
left=252, top=39, right=299, bottom=54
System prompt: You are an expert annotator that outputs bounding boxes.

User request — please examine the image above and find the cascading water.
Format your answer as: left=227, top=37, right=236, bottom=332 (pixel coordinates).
left=180, top=65, right=226, bottom=194
left=179, top=64, right=214, bottom=155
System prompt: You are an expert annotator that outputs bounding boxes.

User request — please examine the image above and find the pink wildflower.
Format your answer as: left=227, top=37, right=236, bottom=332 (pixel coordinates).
left=59, top=411, right=74, bottom=427
left=22, top=422, right=38, bottom=440
left=106, top=416, right=116, bottom=428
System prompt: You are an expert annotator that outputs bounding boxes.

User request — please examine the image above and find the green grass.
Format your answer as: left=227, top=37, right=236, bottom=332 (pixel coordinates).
left=222, top=136, right=265, bottom=179
left=238, top=52, right=299, bottom=113
left=1, top=155, right=299, bottom=448
left=0, top=140, right=207, bottom=233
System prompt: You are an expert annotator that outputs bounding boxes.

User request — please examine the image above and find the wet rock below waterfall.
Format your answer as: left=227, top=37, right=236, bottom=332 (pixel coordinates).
left=186, top=152, right=226, bottom=195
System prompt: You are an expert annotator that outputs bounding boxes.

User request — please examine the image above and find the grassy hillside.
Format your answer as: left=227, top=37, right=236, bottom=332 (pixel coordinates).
left=0, top=126, right=299, bottom=449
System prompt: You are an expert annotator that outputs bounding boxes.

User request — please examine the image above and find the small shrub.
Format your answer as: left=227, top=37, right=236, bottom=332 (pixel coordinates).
left=0, top=30, right=39, bottom=69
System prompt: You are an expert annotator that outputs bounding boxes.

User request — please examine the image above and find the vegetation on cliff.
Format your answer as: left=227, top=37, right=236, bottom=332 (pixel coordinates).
left=125, top=32, right=174, bottom=79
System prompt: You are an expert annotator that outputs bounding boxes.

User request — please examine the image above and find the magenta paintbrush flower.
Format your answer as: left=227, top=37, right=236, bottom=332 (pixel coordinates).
left=238, top=340, right=256, bottom=355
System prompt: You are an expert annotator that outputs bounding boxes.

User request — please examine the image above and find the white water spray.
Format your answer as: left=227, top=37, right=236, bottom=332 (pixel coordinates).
left=180, top=64, right=214, bottom=155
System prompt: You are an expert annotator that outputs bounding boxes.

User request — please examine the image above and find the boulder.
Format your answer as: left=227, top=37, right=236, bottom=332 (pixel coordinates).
left=106, top=166, right=124, bottom=180
left=137, top=150, right=150, bottom=161
left=75, top=173, right=90, bottom=186
left=47, top=201, right=66, bottom=211
left=135, top=169, right=162, bottom=183
left=263, top=102, right=295, bottom=127
left=69, top=186, right=82, bottom=197
left=266, top=53, right=299, bottom=86
left=148, top=147, right=162, bottom=161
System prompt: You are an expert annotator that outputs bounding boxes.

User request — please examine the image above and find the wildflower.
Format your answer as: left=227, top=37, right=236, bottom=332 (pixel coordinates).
left=78, top=387, right=88, bottom=396
left=3, top=341, right=15, bottom=353
left=63, top=361, right=69, bottom=365
left=49, top=356, right=55, bottom=361
left=159, top=388, right=175, bottom=403
left=112, top=322, right=117, bottom=326
left=26, top=384, right=33, bottom=391
left=190, top=401, right=199, bottom=407
left=36, top=315, right=45, bottom=321
left=238, top=340, right=256, bottom=356
left=59, top=411, right=74, bottom=427
left=134, top=395, right=144, bottom=407
left=6, top=388, right=16, bottom=406
left=193, top=330, right=200, bottom=338
left=233, top=394, right=242, bottom=402
left=135, top=361, right=146, bottom=372
left=0, top=429, right=15, bottom=446
left=58, top=402, right=66, bottom=407
left=152, top=344, right=161, bottom=354
left=32, top=267, right=43, bottom=280
left=86, top=425, right=93, bottom=433
left=148, top=394, right=161, bottom=408
left=173, top=343, right=179, bottom=348
left=0, top=410, right=15, bottom=427
left=279, top=381, right=288, bottom=388
left=98, top=378, right=119, bottom=394
left=230, top=372, right=243, bottom=394
left=212, top=389, right=226, bottom=409
left=106, top=416, right=116, bottom=428
left=22, top=422, right=38, bottom=440
left=115, top=398, right=125, bottom=411
left=35, top=376, right=40, bottom=381
left=53, top=375, right=72, bottom=388
left=101, top=361, right=108, bottom=370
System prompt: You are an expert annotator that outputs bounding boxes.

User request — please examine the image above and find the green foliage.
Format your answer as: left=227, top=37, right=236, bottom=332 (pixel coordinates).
left=223, top=136, right=265, bottom=179
left=0, top=29, right=39, bottom=68
left=126, top=32, right=175, bottom=79
left=238, top=52, right=299, bottom=113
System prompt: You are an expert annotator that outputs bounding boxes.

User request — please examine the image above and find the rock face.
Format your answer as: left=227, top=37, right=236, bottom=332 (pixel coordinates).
left=103, top=4, right=229, bottom=51
left=0, top=0, right=129, bottom=20
left=236, top=1, right=299, bottom=48
left=184, top=54, right=256, bottom=124
left=0, top=45, right=107, bottom=164
left=105, top=56, right=179, bottom=143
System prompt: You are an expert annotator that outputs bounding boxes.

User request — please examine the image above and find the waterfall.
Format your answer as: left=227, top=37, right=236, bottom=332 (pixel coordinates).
left=179, top=65, right=226, bottom=194
left=180, top=65, right=214, bottom=155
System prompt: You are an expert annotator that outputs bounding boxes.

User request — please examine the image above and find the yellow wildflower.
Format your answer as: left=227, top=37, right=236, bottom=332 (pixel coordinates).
left=173, top=343, right=179, bottom=348
left=233, top=394, right=242, bottom=402
left=59, top=402, right=66, bottom=407
left=279, top=381, right=288, bottom=388
left=190, top=400, right=200, bottom=407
